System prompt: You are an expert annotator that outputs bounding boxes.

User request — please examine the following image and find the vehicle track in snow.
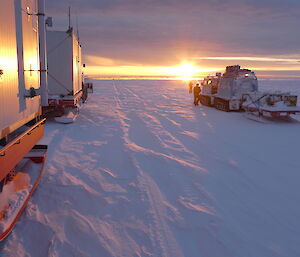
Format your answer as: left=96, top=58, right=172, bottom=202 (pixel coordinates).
left=112, top=80, right=185, bottom=257
left=111, top=80, right=231, bottom=257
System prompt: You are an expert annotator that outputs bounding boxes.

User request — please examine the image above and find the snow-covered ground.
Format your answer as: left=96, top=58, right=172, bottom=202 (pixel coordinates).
left=1, top=80, right=300, bottom=257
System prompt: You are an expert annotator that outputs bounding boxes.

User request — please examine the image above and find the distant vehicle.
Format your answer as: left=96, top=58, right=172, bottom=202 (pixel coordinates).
left=199, top=65, right=300, bottom=118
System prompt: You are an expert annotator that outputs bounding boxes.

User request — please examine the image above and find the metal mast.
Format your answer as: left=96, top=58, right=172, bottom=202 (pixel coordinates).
left=38, top=0, right=48, bottom=106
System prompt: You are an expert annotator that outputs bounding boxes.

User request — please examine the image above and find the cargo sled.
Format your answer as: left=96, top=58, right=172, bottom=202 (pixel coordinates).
left=241, top=92, right=300, bottom=119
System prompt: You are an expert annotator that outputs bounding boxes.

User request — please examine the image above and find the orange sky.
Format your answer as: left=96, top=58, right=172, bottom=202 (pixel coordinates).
left=84, top=55, right=300, bottom=80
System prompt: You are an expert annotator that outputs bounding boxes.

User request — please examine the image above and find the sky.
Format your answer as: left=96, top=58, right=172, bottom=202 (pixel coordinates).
left=46, top=0, right=300, bottom=79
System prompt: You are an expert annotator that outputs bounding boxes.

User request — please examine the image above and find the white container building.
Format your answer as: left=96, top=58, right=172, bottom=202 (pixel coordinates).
left=46, top=30, right=83, bottom=107
left=0, top=0, right=42, bottom=140
left=0, top=0, right=47, bottom=239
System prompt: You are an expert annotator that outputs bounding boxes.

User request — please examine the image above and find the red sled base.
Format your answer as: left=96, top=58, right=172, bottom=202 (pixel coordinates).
left=0, top=119, right=47, bottom=242
left=43, top=90, right=83, bottom=118
left=0, top=145, right=47, bottom=242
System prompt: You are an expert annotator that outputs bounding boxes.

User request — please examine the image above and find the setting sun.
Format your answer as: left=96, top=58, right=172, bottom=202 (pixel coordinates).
left=176, top=64, right=198, bottom=80
left=162, top=63, right=200, bottom=81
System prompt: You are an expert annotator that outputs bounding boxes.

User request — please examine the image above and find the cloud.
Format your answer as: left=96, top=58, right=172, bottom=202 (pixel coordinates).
left=196, top=56, right=300, bottom=64
left=46, top=0, right=300, bottom=76
left=47, top=0, right=300, bottom=15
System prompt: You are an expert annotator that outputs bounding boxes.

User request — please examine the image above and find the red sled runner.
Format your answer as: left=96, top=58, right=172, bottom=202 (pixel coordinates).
left=0, top=120, right=47, bottom=241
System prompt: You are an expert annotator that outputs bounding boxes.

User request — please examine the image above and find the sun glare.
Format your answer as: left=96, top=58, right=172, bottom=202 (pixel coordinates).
left=177, top=64, right=198, bottom=80
left=163, top=63, right=199, bottom=81
left=86, top=61, right=220, bottom=80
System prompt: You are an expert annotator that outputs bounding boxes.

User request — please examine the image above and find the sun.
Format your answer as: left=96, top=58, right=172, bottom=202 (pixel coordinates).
left=173, top=63, right=199, bottom=81
left=161, top=63, right=200, bottom=80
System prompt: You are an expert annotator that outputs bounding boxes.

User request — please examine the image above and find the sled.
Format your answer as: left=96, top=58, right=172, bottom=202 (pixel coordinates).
left=0, top=120, right=47, bottom=242
left=243, top=111, right=269, bottom=123
left=242, top=93, right=300, bottom=121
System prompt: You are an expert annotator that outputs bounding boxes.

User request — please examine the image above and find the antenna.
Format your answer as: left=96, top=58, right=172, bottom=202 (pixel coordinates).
left=68, top=6, right=71, bottom=30
left=76, top=15, right=80, bottom=43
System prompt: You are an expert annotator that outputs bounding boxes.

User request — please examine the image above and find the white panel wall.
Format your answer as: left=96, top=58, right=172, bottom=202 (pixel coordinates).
left=0, top=0, right=41, bottom=139
left=72, top=35, right=82, bottom=95
left=47, top=30, right=76, bottom=96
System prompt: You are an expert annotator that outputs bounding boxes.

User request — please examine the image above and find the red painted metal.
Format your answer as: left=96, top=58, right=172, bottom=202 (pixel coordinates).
left=244, top=106, right=300, bottom=115
left=0, top=119, right=46, bottom=182
left=43, top=91, right=83, bottom=117
left=48, top=90, right=83, bottom=108
left=0, top=146, right=47, bottom=242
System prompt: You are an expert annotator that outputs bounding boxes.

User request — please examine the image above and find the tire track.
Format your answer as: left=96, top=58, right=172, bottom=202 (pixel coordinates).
left=112, top=80, right=184, bottom=257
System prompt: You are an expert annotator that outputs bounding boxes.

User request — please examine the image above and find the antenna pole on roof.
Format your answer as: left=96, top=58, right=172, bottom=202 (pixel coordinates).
left=68, top=6, right=71, bottom=30
left=76, top=15, right=80, bottom=43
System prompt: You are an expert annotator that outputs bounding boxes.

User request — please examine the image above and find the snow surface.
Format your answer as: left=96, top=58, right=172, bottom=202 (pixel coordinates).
left=54, top=108, right=79, bottom=124
left=1, top=80, right=300, bottom=257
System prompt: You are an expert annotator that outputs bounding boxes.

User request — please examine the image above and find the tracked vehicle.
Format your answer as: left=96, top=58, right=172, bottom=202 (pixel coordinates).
left=200, top=65, right=300, bottom=118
